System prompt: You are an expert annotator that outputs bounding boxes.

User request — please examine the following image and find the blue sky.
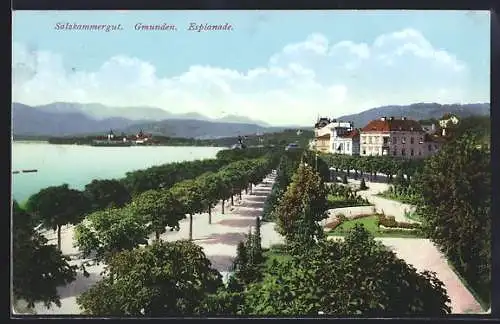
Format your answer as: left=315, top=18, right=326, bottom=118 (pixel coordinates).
left=12, top=10, right=490, bottom=125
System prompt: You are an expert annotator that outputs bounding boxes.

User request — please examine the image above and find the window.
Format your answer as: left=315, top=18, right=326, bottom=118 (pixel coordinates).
left=410, top=137, right=414, bottom=144
left=383, top=137, right=389, bottom=145
left=362, top=149, right=366, bottom=155
left=347, top=143, right=350, bottom=151
left=368, top=137, right=372, bottom=144
left=418, top=150, right=422, bottom=156
left=419, top=137, right=424, bottom=144
left=362, top=136, right=366, bottom=144
left=393, top=137, right=397, bottom=144
left=410, top=149, right=414, bottom=156
left=428, top=144, right=432, bottom=151
left=402, top=137, right=406, bottom=144
left=402, top=148, right=406, bottom=156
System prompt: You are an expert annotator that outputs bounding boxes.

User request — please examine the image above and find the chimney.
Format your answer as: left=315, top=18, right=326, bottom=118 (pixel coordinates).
left=380, top=117, right=386, bottom=121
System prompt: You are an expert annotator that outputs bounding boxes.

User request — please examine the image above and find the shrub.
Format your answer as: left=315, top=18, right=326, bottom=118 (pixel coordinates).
left=377, top=214, right=421, bottom=229
left=377, top=214, right=397, bottom=227
left=336, top=213, right=347, bottom=223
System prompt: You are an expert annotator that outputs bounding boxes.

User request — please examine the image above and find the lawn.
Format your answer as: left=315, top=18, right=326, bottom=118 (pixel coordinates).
left=327, top=194, right=372, bottom=209
left=328, top=215, right=425, bottom=238
left=376, top=192, right=417, bottom=205
left=262, top=245, right=293, bottom=269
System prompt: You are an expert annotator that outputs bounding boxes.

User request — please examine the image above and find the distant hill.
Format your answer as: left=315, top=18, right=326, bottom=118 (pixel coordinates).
left=11, top=103, right=281, bottom=138
left=27, top=101, right=270, bottom=126
left=336, top=103, right=490, bottom=128
left=12, top=103, right=147, bottom=136
left=119, top=119, right=283, bottom=139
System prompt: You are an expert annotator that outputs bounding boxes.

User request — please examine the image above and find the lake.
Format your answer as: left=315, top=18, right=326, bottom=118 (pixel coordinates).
left=11, top=142, right=224, bottom=203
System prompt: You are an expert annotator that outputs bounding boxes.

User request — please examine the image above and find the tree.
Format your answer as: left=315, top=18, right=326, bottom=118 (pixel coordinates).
left=74, top=206, right=150, bottom=263
left=415, top=134, right=491, bottom=305
left=131, top=189, right=184, bottom=241
left=77, top=240, right=223, bottom=316
left=170, top=179, right=204, bottom=241
left=26, top=184, right=91, bottom=250
left=242, top=225, right=451, bottom=316
left=342, top=174, right=348, bottom=184
left=84, top=179, right=131, bottom=211
left=251, top=217, right=263, bottom=264
left=196, top=172, right=222, bottom=224
left=274, top=163, right=328, bottom=248
left=359, top=178, right=368, bottom=190
left=217, top=171, right=234, bottom=214
left=12, top=201, right=77, bottom=309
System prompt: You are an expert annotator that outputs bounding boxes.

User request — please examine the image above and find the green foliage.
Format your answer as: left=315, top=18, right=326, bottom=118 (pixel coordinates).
left=242, top=225, right=451, bottom=316
left=77, top=240, right=223, bottom=316
left=415, top=134, right=491, bottom=305
left=321, top=153, right=424, bottom=183
left=13, top=200, right=77, bottom=309
left=274, top=163, right=329, bottom=249
left=252, top=217, right=263, bottom=264
left=326, top=183, right=371, bottom=209
left=121, top=147, right=270, bottom=196
left=26, top=184, right=91, bottom=250
left=131, top=189, right=184, bottom=240
left=262, top=152, right=303, bottom=221
left=74, top=207, right=149, bottom=263
left=84, top=179, right=131, bottom=211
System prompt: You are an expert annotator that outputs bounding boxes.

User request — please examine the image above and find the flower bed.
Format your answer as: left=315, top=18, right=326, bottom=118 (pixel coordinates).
left=376, top=214, right=421, bottom=229
left=325, top=213, right=423, bottom=238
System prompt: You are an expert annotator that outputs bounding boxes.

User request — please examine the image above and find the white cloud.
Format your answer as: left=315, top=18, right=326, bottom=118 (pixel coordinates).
left=12, top=28, right=479, bottom=126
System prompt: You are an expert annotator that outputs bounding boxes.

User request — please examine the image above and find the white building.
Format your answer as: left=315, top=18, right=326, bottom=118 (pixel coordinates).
left=331, top=129, right=360, bottom=155
left=313, top=118, right=360, bottom=155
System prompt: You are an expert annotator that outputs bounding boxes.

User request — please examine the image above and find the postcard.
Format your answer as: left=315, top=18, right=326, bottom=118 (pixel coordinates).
left=11, top=10, right=491, bottom=317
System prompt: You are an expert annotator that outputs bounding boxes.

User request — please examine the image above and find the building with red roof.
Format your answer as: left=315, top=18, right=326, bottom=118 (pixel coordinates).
left=360, top=116, right=443, bottom=158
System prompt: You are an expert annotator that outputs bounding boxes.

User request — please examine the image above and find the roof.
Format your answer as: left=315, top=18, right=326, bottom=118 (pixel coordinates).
left=338, top=129, right=360, bottom=139
left=361, top=118, right=423, bottom=132
left=314, top=117, right=331, bottom=129
left=316, top=133, right=331, bottom=140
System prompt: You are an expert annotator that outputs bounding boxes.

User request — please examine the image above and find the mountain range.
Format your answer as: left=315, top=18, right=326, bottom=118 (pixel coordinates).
left=12, top=102, right=490, bottom=139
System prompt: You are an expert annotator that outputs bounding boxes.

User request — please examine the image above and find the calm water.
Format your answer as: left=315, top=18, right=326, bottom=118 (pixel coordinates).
left=12, top=142, right=223, bottom=202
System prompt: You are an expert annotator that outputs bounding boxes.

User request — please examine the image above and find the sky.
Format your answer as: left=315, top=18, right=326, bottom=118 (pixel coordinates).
left=12, top=10, right=490, bottom=126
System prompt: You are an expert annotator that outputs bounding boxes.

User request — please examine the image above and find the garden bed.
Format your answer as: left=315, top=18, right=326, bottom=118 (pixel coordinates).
left=326, top=214, right=424, bottom=238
